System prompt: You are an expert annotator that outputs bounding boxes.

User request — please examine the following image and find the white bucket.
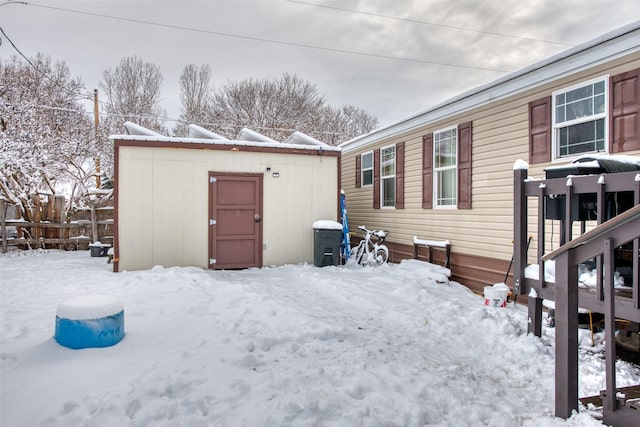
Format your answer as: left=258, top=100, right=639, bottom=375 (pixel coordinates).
left=484, top=285, right=508, bottom=308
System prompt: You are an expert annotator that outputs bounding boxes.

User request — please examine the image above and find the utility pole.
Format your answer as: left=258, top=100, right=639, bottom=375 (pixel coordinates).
left=92, top=89, right=100, bottom=244
left=94, top=89, right=101, bottom=189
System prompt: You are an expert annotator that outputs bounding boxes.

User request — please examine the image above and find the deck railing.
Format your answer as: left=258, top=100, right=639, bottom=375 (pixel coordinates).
left=513, top=167, right=639, bottom=328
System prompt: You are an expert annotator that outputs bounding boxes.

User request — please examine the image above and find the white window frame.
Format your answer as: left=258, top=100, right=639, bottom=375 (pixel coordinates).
left=433, top=125, right=458, bottom=209
left=551, top=75, right=609, bottom=161
left=380, top=144, right=396, bottom=208
left=361, top=151, right=373, bottom=187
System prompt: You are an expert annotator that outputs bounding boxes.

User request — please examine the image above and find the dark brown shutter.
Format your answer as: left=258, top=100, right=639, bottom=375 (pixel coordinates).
left=373, top=149, right=380, bottom=209
left=457, top=121, right=472, bottom=209
left=422, top=134, right=433, bottom=209
left=395, top=141, right=405, bottom=209
left=529, top=97, right=551, bottom=164
left=355, top=155, right=361, bottom=188
left=610, top=68, right=640, bottom=153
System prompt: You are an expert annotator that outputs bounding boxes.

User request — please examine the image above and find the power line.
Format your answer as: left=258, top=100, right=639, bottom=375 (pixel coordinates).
left=0, top=1, right=27, bottom=9
left=0, top=26, right=45, bottom=79
left=36, top=105, right=91, bottom=114
left=20, top=2, right=512, bottom=73
left=287, top=0, right=574, bottom=47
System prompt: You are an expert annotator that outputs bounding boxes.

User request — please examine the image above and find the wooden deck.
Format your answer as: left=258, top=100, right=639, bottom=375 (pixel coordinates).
left=514, top=166, right=640, bottom=427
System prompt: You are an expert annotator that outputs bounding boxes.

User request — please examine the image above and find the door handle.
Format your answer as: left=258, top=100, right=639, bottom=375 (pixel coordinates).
left=254, top=214, right=262, bottom=223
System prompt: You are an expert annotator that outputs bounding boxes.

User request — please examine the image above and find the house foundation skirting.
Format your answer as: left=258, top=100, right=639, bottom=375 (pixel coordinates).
left=383, top=241, right=511, bottom=295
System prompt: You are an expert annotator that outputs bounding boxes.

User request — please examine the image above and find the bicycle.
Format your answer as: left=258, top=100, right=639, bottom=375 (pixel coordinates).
left=353, top=225, right=389, bottom=266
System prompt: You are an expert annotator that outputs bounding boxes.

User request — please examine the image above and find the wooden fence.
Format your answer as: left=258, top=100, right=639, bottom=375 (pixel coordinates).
left=0, top=196, right=113, bottom=253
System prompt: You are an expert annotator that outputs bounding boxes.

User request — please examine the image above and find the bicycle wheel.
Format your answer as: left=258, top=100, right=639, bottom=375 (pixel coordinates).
left=354, top=241, right=366, bottom=265
left=372, top=246, right=389, bottom=265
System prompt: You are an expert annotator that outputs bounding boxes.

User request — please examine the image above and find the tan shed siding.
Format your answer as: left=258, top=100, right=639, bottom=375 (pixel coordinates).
left=151, top=154, right=205, bottom=268
left=341, top=53, right=640, bottom=275
left=118, top=147, right=155, bottom=270
left=262, top=152, right=339, bottom=266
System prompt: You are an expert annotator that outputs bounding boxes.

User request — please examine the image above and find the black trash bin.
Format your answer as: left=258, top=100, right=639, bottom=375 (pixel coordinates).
left=89, top=242, right=110, bottom=257
left=312, top=220, right=343, bottom=267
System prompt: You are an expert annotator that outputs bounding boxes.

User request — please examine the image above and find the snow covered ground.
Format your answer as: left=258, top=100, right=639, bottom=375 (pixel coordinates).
left=1, top=250, right=639, bottom=427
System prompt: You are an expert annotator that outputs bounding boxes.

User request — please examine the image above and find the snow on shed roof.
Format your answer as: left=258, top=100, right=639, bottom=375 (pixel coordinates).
left=187, top=124, right=228, bottom=140
left=110, top=125, right=341, bottom=153
left=123, top=121, right=163, bottom=137
left=283, top=131, right=329, bottom=147
left=236, top=128, right=279, bottom=144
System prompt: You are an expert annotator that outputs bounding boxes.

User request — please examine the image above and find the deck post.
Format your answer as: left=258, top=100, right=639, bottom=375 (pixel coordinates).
left=603, top=239, right=618, bottom=415
left=562, top=180, right=573, bottom=245
left=634, top=179, right=639, bottom=310
left=634, top=234, right=639, bottom=311
left=528, top=298, right=544, bottom=337
left=555, top=250, right=579, bottom=419
left=513, top=167, right=528, bottom=296
left=596, top=178, right=605, bottom=302
left=514, top=166, right=544, bottom=335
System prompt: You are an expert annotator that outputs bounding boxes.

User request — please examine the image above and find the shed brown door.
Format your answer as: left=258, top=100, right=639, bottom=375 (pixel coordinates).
left=208, top=172, right=263, bottom=269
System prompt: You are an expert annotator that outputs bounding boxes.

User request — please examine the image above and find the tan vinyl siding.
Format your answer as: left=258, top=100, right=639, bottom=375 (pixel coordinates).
left=342, top=52, right=640, bottom=268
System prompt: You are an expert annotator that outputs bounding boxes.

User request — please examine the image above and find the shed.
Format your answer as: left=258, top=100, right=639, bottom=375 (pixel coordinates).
left=111, top=126, right=341, bottom=272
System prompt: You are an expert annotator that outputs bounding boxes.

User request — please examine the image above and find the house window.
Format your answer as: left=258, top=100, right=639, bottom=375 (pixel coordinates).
left=361, top=152, right=373, bottom=186
left=434, top=126, right=457, bottom=207
left=552, top=76, right=608, bottom=160
left=380, top=145, right=395, bottom=208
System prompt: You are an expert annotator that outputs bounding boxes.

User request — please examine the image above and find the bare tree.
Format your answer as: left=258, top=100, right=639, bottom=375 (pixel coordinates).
left=174, top=64, right=213, bottom=136
left=209, top=73, right=322, bottom=141
left=318, top=105, right=380, bottom=145
left=205, top=73, right=377, bottom=145
left=99, top=56, right=166, bottom=134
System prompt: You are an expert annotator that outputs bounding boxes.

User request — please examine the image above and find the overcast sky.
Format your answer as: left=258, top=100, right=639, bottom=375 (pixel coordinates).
left=1, top=0, right=639, bottom=131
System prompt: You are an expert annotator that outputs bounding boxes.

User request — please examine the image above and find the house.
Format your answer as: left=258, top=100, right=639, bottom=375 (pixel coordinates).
left=111, top=124, right=340, bottom=272
left=340, top=22, right=640, bottom=294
